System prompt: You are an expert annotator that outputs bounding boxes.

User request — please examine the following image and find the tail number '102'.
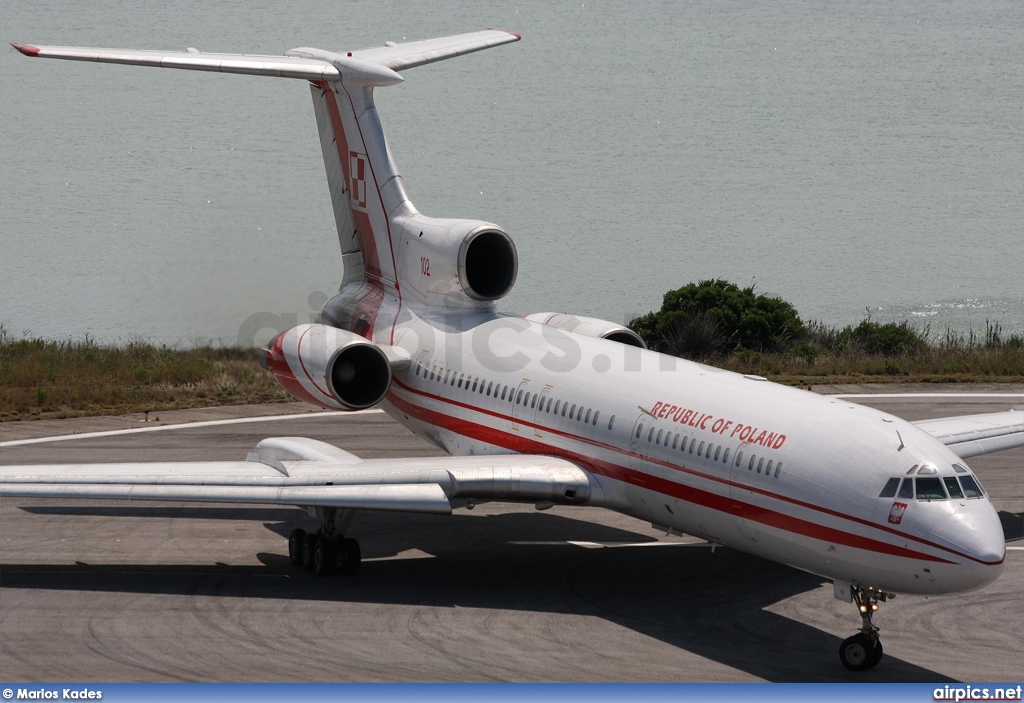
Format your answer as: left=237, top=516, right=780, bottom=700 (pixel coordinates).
left=420, top=257, right=431, bottom=276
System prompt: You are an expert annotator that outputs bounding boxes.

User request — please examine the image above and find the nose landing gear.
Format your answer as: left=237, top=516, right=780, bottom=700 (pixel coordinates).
left=839, top=586, right=890, bottom=671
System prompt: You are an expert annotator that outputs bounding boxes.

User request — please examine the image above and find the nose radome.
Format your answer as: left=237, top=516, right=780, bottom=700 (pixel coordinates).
left=930, top=507, right=1006, bottom=566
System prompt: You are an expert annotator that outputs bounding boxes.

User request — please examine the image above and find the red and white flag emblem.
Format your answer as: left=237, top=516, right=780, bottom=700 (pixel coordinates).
left=350, top=151, right=368, bottom=210
left=888, top=501, right=908, bottom=525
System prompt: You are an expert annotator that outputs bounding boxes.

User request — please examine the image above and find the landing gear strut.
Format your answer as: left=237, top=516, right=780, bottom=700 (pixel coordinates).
left=286, top=507, right=361, bottom=577
left=839, top=586, right=889, bottom=671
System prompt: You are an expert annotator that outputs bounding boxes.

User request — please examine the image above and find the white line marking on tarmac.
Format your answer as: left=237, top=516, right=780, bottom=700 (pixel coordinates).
left=831, top=393, right=1024, bottom=399
left=509, top=540, right=715, bottom=549
left=0, top=409, right=384, bottom=447
left=1007, top=546, right=1024, bottom=551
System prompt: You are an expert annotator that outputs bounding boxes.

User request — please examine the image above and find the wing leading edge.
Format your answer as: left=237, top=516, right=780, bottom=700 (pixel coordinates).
left=0, top=437, right=599, bottom=515
left=914, top=409, right=1024, bottom=458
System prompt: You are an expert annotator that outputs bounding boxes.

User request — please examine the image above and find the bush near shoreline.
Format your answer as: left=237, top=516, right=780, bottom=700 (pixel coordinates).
left=3, top=299, right=1024, bottom=422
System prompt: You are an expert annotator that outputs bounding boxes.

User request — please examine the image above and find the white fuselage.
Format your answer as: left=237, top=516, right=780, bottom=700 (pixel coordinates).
left=351, top=295, right=1006, bottom=597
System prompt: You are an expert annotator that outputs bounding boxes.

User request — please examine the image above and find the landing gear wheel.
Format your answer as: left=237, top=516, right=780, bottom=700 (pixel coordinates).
left=313, top=539, right=336, bottom=576
left=300, top=533, right=318, bottom=571
left=339, top=537, right=361, bottom=576
left=839, top=633, right=879, bottom=671
left=869, top=639, right=884, bottom=667
left=288, top=528, right=306, bottom=566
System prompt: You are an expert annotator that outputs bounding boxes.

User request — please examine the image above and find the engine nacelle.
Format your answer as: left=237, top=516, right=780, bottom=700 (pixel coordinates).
left=260, top=324, right=392, bottom=410
left=524, top=313, right=647, bottom=349
left=396, top=214, right=518, bottom=308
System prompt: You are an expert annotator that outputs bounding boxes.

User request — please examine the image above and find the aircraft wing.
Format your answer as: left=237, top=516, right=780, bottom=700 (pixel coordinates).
left=914, top=410, right=1024, bottom=458
left=0, top=437, right=596, bottom=515
left=10, top=30, right=519, bottom=80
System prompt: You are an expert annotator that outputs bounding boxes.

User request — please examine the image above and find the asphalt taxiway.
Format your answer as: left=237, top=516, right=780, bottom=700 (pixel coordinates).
left=1, top=386, right=1022, bottom=682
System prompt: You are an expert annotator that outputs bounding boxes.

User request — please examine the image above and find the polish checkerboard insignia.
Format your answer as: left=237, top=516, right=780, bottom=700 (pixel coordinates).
left=350, top=151, right=368, bottom=210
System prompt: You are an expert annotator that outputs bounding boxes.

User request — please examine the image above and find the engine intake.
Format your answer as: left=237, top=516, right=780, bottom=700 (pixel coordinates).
left=524, top=313, right=647, bottom=349
left=458, top=227, right=518, bottom=301
left=260, top=324, right=391, bottom=410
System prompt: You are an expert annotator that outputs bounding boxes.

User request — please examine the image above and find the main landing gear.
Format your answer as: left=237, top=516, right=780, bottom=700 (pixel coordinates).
left=839, top=586, right=891, bottom=671
left=287, top=507, right=361, bottom=577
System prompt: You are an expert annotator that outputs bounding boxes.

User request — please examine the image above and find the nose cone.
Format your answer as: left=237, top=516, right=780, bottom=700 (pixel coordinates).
left=930, top=505, right=1006, bottom=588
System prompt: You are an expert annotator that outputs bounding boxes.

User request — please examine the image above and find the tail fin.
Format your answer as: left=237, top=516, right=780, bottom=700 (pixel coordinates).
left=12, top=30, right=522, bottom=290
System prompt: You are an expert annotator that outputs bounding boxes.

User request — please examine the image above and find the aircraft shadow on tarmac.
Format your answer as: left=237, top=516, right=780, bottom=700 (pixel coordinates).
left=3, top=505, right=957, bottom=682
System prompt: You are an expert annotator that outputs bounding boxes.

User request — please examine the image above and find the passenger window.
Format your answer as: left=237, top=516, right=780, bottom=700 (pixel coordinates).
left=457, top=375, right=464, bottom=388
left=547, top=398, right=554, bottom=413
left=451, top=374, right=457, bottom=386
left=429, top=366, right=436, bottom=381
left=648, top=427, right=655, bottom=442
left=958, top=475, right=983, bottom=498
left=486, top=381, right=493, bottom=396
left=878, top=478, right=900, bottom=498
left=636, top=423, right=643, bottom=439
left=757, top=458, right=764, bottom=474
left=705, top=443, right=713, bottom=459
left=608, top=415, right=615, bottom=430
left=471, top=378, right=478, bottom=392
left=531, top=395, right=538, bottom=409
left=749, top=455, right=755, bottom=471
left=735, top=450, right=743, bottom=467
left=680, top=437, right=687, bottom=452
left=722, top=448, right=730, bottom=464
left=766, top=459, right=773, bottom=475
left=585, top=409, right=592, bottom=424
left=672, top=434, right=679, bottom=449
left=570, top=404, right=577, bottom=419
left=593, top=410, right=599, bottom=425
left=697, top=441, right=705, bottom=456
left=915, top=477, right=947, bottom=501
left=774, top=462, right=782, bottom=478
left=415, top=363, right=421, bottom=377
left=656, top=429, right=663, bottom=444
left=714, top=446, right=721, bottom=461
left=554, top=400, right=561, bottom=414
left=943, top=477, right=964, bottom=499
left=500, top=386, right=507, bottom=401
left=689, top=440, right=695, bottom=455
left=897, top=479, right=914, bottom=499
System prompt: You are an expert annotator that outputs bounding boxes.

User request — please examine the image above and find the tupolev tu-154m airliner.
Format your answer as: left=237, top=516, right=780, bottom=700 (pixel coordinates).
left=6, top=31, right=1024, bottom=671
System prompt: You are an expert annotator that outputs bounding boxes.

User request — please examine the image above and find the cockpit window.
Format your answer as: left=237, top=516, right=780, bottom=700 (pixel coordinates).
left=943, top=477, right=965, bottom=499
left=952, top=463, right=968, bottom=474
left=879, top=478, right=901, bottom=498
left=897, top=479, right=914, bottom=499
left=959, top=475, right=984, bottom=498
left=915, top=477, right=947, bottom=501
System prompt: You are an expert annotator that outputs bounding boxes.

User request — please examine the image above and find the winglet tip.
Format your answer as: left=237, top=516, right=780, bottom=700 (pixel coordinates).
left=490, top=29, right=522, bottom=40
left=11, top=43, right=40, bottom=57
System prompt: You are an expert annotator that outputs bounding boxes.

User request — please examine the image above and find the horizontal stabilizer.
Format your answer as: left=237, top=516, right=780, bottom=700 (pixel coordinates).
left=10, top=30, right=520, bottom=80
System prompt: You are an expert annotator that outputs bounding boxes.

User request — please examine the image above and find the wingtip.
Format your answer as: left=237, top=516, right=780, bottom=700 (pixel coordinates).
left=490, top=29, right=522, bottom=40
left=11, top=43, right=40, bottom=57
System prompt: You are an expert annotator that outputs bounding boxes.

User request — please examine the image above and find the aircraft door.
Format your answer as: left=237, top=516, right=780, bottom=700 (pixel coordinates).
left=509, top=380, right=530, bottom=434
left=628, top=413, right=647, bottom=471
left=529, top=385, right=553, bottom=440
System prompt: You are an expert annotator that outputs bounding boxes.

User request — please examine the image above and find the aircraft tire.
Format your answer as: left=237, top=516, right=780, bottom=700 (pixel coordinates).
left=288, top=528, right=306, bottom=566
left=300, top=533, right=318, bottom=571
left=839, top=634, right=880, bottom=671
left=869, top=639, right=884, bottom=667
left=339, top=537, right=361, bottom=576
left=313, top=538, right=336, bottom=576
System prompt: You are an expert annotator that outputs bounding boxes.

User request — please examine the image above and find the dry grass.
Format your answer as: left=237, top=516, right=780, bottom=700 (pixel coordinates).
left=2, top=326, right=1022, bottom=422
left=0, top=330, right=289, bottom=421
left=718, top=346, right=1024, bottom=385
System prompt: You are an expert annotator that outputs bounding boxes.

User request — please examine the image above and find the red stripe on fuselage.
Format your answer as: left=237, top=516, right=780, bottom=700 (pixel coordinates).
left=386, top=376, right=991, bottom=565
